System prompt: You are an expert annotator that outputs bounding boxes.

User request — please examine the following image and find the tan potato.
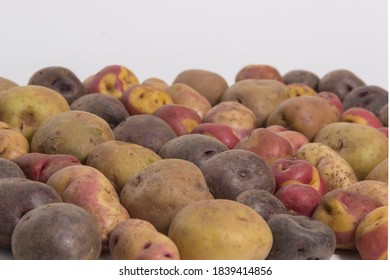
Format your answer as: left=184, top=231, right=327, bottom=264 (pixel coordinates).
left=221, top=79, right=290, bottom=127
left=142, top=77, right=169, bottom=91
left=314, top=122, right=388, bottom=180
left=266, top=96, right=340, bottom=141
left=46, top=165, right=130, bottom=249
left=120, top=159, right=213, bottom=234
left=0, top=127, right=29, bottom=160
left=0, top=76, right=18, bottom=93
left=296, top=143, right=358, bottom=192
left=166, top=83, right=212, bottom=119
left=346, top=180, right=388, bottom=206
left=168, top=199, right=273, bottom=260
left=365, top=159, right=388, bottom=183
left=109, top=219, right=179, bottom=260
left=173, top=69, right=229, bottom=106
left=86, top=140, right=161, bottom=194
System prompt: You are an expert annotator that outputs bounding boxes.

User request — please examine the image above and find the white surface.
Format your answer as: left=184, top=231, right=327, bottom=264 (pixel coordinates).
left=0, top=0, right=388, bottom=88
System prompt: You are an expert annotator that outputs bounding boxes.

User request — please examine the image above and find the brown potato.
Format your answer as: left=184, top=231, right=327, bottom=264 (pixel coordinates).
left=120, top=159, right=213, bottom=234
left=221, top=79, right=290, bottom=127
left=366, top=159, right=388, bottom=183
left=0, top=76, right=18, bottom=92
left=173, top=69, right=229, bottom=106
left=266, top=96, right=340, bottom=141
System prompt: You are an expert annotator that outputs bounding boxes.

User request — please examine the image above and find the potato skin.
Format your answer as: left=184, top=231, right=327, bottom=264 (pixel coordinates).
left=0, top=158, right=26, bottom=179
left=296, top=143, right=358, bottom=192
left=11, top=203, right=102, bottom=260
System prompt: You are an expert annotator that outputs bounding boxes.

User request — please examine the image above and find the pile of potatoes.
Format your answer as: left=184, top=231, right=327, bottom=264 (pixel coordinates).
left=0, top=64, right=388, bottom=260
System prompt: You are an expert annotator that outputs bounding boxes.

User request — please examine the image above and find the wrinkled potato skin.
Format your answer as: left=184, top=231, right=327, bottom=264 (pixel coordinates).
left=109, top=219, right=180, bottom=260
left=46, top=165, right=130, bottom=249
left=296, top=143, right=358, bottom=192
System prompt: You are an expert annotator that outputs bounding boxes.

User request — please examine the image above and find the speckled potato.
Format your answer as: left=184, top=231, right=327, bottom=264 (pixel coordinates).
left=366, top=159, right=388, bottom=183
left=173, top=69, right=229, bottom=106
left=0, top=85, right=70, bottom=141
left=109, top=219, right=180, bottom=260
left=346, top=180, right=388, bottom=206
left=267, top=214, right=336, bottom=260
left=296, top=143, right=358, bottom=192
left=120, top=159, right=213, bottom=234
left=166, top=83, right=212, bottom=119
left=30, top=110, right=115, bottom=163
left=86, top=140, right=161, bottom=194
left=221, top=79, right=290, bottom=127
left=168, top=199, right=273, bottom=260
left=314, top=122, right=388, bottom=180
left=46, top=165, right=130, bottom=249
left=0, top=127, right=29, bottom=160
left=11, top=203, right=101, bottom=260
left=266, top=96, right=340, bottom=141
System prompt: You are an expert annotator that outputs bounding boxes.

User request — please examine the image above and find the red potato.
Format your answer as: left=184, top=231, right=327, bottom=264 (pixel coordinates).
left=12, top=153, right=81, bottom=183
left=276, top=130, right=310, bottom=156
left=341, top=107, right=384, bottom=128
left=270, top=158, right=326, bottom=196
left=317, top=91, right=344, bottom=114
left=265, top=125, right=287, bottom=133
left=191, top=123, right=240, bottom=149
left=275, top=183, right=322, bottom=217
left=83, top=65, right=139, bottom=99
left=312, top=189, right=382, bottom=249
left=235, top=64, right=283, bottom=83
left=377, top=127, right=388, bottom=138
left=234, top=128, right=294, bottom=165
left=153, top=104, right=202, bottom=136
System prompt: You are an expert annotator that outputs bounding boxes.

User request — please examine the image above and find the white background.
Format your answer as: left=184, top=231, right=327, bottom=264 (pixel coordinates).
left=0, top=0, right=388, bottom=89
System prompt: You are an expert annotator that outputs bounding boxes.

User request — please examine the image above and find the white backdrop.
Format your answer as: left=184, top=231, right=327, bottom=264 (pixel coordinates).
left=0, top=0, right=388, bottom=88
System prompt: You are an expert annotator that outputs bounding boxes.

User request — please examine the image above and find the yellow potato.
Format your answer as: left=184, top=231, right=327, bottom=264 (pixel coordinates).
left=0, top=127, right=29, bottom=160
left=296, top=142, right=358, bottom=192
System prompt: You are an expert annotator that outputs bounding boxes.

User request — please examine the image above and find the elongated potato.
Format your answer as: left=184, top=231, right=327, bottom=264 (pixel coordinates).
left=296, top=143, right=358, bottom=192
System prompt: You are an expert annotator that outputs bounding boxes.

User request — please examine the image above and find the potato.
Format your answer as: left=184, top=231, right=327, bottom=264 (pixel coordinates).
left=221, top=79, right=290, bottom=127
left=113, top=114, right=176, bottom=153
left=12, top=153, right=81, bottom=183
left=0, top=127, right=30, bottom=160
left=109, top=219, right=179, bottom=260
left=0, top=76, right=18, bottom=92
left=366, top=159, right=388, bottom=183
left=282, top=70, right=320, bottom=90
left=158, top=134, right=228, bottom=167
left=142, top=77, right=169, bottom=91
left=199, top=149, right=276, bottom=200
left=203, top=101, right=256, bottom=138
left=46, top=165, right=130, bottom=249
left=235, top=64, right=283, bottom=82
left=343, top=85, right=388, bottom=117
left=11, top=203, right=101, bottom=259
left=70, top=93, right=129, bottom=129
left=120, top=159, right=213, bottom=234
left=296, top=143, right=358, bottom=191
left=236, top=189, right=288, bottom=221
left=266, top=96, right=340, bottom=141
left=267, top=214, right=336, bottom=260
left=378, top=104, right=388, bottom=127
left=173, top=69, right=229, bottom=106
left=30, top=110, right=115, bottom=164
left=168, top=199, right=273, bottom=260
left=166, top=83, right=212, bottom=119
left=346, top=180, right=388, bottom=206
left=0, top=158, right=25, bottom=179
left=0, top=178, right=62, bottom=249
left=86, top=140, right=161, bottom=194
left=314, top=122, right=388, bottom=180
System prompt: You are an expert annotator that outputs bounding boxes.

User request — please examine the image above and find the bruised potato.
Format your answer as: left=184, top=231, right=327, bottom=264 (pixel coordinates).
left=109, top=219, right=180, bottom=260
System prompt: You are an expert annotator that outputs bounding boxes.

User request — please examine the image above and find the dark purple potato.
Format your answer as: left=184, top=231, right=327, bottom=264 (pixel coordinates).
left=282, top=70, right=320, bottom=90
left=267, top=214, right=336, bottom=260
left=236, top=189, right=288, bottom=221
left=317, top=69, right=365, bottom=101
left=71, top=94, right=129, bottom=129
left=11, top=203, right=101, bottom=259
left=113, top=114, right=176, bottom=153
left=343, top=85, right=388, bottom=117
left=28, top=66, right=87, bottom=104
left=0, top=158, right=25, bottom=179
left=158, top=134, right=228, bottom=167
left=0, top=178, right=62, bottom=249
left=199, top=149, right=276, bottom=200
